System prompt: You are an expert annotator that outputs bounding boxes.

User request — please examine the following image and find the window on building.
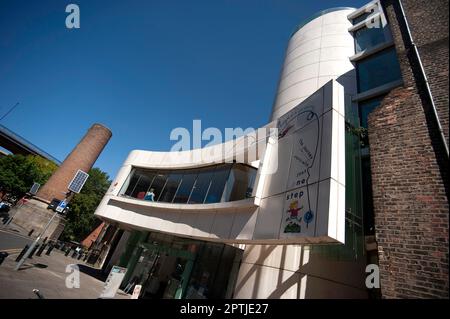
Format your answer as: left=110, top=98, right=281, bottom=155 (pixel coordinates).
left=223, top=164, right=257, bottom=202
left=354, top=24, right=392, bottom=53
left=130, top=170, right=156, bottom=199
left=173, top=172, right=198, bottom=204
left=357, top=48, right=402, bottom=93
left=204, top=165, right=231, bottom=204
left=361, top=156, right=375, bottom=235
left=119, top=164, right=257, bottom=204
left=120, top=169, right=140, bottom=196
left=151, top=173, right=168, bottom=201
left=188, top=168, right=214, bottom=204
left=352, top=8, right=378, bottom=25
left=158, top=172, right=183, bottom=203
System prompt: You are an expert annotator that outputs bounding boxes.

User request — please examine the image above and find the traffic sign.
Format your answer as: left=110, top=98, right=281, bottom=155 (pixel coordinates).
left=55, top=199, right=67, bottom=213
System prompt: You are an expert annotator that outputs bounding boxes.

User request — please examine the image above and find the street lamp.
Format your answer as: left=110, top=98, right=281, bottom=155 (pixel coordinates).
left=14, top=169, right=89, bottom=271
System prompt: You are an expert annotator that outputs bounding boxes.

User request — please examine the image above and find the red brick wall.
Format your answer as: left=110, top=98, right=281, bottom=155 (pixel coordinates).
left=368, top=0, right=449, bottom=298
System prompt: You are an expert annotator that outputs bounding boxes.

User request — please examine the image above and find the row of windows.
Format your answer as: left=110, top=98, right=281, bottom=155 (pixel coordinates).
left=356, top=47, right=402, bottom=93
left=353, top=23, right=392, bottom=53
left=349, top=5, right=402, bottom=247
left=119, top=163, right=257, bottom=205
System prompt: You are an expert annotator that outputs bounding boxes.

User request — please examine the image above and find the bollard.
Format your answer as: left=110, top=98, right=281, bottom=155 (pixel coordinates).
left=28, top=229, right=35, bottom=237
left=36, top=244, right=47, bottom=257
left=5, top=217, right=13, bottom=225
left=46, top=244, right=54, bottom=256
left=0, top=252, right=9, bottom=266
left=33, top=289, right=45, bottom=299
left=16, top=244, right=30, bottom=262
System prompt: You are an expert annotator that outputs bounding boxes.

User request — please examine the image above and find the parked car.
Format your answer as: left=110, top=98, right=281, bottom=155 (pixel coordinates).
left=0, top=202, right=11, bottom=223
left=0, top=202, right=11, bottom=212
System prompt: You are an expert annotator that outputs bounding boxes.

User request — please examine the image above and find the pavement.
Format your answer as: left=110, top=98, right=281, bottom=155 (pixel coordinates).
left=0, top=227, right=32, bottom=251
left=0, top=245, right=130, bottom=299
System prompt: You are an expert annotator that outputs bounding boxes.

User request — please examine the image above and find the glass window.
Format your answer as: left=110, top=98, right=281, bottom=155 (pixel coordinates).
left=158, top=173, right=183, bottom=203
left=354, top=25, right=391, bottom=53
left=352, top=8, right=377, bottom=25
left=224, top=165, right=257, bottom=202
left=151, top=173, right=168, bottom=201
left=120, top=169, right=140, bottom=196
left=130, top=171, right=156, bottom=199
left=357, top=48, right=402, bottom=93
left=358, top=95, right=386, bottom=128
left=119, top=164, right=257, bottom=204
left=204, top=165, right=231, bottom=204
left=173, top=172, right=198, bottom=204
left=188, top=169, right=214, bottom=204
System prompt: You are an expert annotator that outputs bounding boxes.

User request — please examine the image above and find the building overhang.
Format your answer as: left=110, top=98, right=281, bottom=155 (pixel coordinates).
left=95, top=80, right=347, bottom=246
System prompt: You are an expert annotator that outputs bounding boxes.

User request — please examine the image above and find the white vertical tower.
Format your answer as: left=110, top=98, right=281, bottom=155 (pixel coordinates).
left=234, top=8, right=369, bottom=299
left=271, top=7, right=356, bottom=121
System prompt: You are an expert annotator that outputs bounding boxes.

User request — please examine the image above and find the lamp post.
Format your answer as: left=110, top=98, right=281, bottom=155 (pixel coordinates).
left=14, top=193, right=70, bottom=271
left=14, top=169, right=89, bottom=271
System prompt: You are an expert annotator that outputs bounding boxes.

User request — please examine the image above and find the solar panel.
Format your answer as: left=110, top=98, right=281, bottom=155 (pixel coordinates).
left=29, top=182, right=40, bottom=195
left=68, top=170, right=89, bottom=193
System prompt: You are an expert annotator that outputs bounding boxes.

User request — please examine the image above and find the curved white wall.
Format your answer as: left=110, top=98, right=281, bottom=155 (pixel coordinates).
left=271, top=8, right=356, bottom=121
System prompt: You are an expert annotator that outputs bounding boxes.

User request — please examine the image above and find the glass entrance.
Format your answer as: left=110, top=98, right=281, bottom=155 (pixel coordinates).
left=120, top=231, right=243, bottom=299
left=123, top=241, right=195, bottom=299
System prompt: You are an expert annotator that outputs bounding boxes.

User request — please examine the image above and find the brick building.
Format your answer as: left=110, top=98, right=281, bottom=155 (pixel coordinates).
left=368, top=0, right=449, bottom=298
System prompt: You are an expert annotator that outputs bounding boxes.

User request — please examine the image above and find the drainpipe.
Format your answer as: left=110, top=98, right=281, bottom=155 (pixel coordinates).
left=397, top=0, right=449, bottom=158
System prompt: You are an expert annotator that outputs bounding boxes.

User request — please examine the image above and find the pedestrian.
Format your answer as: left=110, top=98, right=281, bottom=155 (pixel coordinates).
left=144, top=188, right=156, bottom=201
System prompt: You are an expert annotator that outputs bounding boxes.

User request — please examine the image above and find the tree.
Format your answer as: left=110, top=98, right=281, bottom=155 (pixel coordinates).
left=61, top=167, right=111, bottom=242
left=0, top=154, right=58, bottom=199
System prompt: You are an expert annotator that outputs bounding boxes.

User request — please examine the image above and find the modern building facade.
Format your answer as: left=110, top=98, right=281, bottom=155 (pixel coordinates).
left=93, top=0, right=448, bottom=299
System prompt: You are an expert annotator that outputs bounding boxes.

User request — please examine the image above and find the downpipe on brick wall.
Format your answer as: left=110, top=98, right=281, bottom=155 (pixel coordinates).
left=397, top=0, right=449, bottom=158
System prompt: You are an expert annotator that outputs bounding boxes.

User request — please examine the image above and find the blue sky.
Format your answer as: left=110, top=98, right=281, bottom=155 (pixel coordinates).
left=0, top=0, right=366, bottom=178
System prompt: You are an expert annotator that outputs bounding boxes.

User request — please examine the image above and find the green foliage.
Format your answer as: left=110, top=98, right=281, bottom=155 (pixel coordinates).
left=345, top=122, right=369, bottom=147
left=0, top=154, right=57, bottom=198
left=61, top=168, right=111, bottom=242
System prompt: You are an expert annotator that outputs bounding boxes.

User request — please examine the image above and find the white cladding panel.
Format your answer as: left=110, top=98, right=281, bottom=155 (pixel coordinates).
left=271, top=8, right=355, bottom=121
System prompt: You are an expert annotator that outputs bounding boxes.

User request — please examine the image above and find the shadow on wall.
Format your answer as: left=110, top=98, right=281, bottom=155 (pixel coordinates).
left=233, top=244, right=368, bottom=299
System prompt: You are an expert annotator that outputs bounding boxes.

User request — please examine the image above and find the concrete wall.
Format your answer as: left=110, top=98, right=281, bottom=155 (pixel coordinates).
left=233, top=244, right=367, bottom=298
left=11, top=198, right=65, bottom=239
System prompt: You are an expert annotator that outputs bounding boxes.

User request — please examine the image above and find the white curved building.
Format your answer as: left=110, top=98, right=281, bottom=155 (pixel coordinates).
left=92, top=3, right=402, bottom=299
left=271, top=7, right=356, bottom=121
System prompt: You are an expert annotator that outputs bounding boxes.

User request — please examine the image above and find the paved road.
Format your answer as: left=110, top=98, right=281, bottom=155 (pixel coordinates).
left=0, top=249, right=129, bottom=299
left=0, top=228, right=32, bottom=251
